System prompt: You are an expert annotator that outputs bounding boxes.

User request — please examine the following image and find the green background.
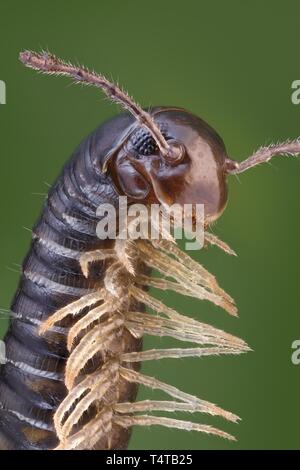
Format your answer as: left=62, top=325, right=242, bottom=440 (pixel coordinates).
left=1, top=0, right=300, bottom=450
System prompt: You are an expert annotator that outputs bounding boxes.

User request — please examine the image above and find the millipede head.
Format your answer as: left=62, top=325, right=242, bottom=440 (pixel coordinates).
left=20, top=50, right=300, bottom=226
left=109, top=107, right=229, bottom=225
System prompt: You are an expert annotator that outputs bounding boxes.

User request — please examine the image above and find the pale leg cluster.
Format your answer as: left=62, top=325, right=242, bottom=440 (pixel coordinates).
left=40, top=234, right=250, bottom=449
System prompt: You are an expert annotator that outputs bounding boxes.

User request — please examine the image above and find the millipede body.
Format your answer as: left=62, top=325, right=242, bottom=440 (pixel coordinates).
left=0, top=51, right=299, bottom=450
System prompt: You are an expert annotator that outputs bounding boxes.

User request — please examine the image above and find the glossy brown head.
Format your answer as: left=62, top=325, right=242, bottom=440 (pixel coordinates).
left=20, top=50, right=300, bottom=222
left=109, top=107, right=229, bottom=225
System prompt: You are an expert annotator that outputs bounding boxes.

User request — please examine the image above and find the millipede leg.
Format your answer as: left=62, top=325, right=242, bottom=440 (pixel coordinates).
left=39, top=289, right=105, bottom=334
left=119, top=366, right=239, bottom=422
left=114, top=415, right=236, bottom=441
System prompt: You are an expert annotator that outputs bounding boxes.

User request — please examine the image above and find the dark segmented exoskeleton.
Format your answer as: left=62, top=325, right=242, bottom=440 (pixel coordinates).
left=0, top=51, right=299, bottom=450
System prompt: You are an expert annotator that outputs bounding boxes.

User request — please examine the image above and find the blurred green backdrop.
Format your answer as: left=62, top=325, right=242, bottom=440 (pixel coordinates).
left=1, top=0, right=300, bottom=450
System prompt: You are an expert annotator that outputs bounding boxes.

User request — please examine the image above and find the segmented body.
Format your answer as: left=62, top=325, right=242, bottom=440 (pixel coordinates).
left=2, top=48, right=297, bottom=450
left=0, top=113, right=143, bottom=449
left=0, top=111, right=248, bottom=450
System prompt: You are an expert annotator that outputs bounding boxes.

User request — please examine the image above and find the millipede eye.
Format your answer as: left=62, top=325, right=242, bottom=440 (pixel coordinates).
left=130, top=129, right=157, bottom=156
left=130, top=125, right=169, bottom=157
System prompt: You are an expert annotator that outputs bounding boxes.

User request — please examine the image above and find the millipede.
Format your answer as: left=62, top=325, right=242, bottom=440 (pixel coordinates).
left=0, top=50, right=299, bottom=450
